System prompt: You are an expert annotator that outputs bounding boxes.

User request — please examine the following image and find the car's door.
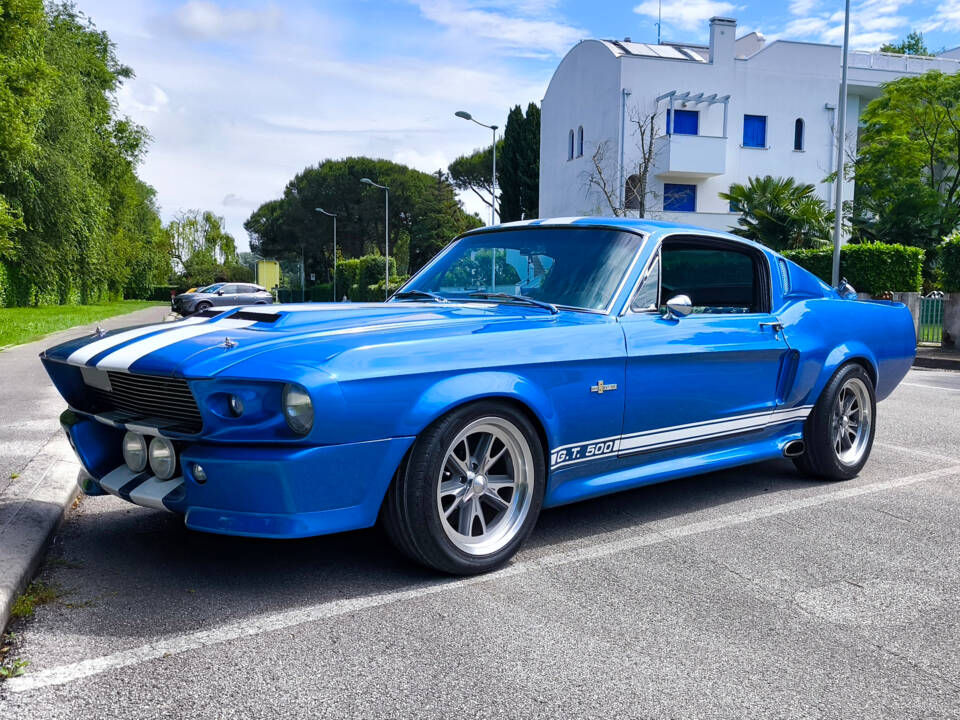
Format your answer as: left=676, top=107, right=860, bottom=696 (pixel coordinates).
left=618, top=236, right=791, bottom=458
left=215, top=284, right=239, bottom=306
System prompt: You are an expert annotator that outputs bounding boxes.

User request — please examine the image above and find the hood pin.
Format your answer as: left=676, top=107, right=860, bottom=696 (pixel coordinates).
left=220, top=337, right=237, bottom=349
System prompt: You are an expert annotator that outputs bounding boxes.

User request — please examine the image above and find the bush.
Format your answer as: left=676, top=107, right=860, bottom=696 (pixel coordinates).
left=783, top=243, right=923, bottom=293
left=941, top=232, right=960, bottom=292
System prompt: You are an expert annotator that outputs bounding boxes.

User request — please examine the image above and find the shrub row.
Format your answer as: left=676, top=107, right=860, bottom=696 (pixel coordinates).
left=942, top=233, right=960, bottom=293
left=782, top=243, right=924, bottom=294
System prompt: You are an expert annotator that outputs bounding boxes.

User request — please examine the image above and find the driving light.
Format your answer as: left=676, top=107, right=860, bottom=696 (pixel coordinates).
left=192, top=463, right=207, bottom=484
left=228, top=394, right=244, bottom=416
left=122, top=432, right=147, bottom=472
left=148, top=436, right=177, bottom=480
left=282, top=383, right=314, bottom=435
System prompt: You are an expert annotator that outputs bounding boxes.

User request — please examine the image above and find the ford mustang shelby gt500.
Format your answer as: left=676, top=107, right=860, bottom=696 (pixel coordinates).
left=41, top=218, right=916, bottom=574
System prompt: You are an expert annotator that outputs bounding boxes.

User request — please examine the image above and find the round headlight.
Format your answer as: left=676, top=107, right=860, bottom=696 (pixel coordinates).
left=148, top=437, right=177, bottom=480
left=228, top=394, right=244, bottom=417
left=122, top=432, right=147, bottom=472
left=282, top=383, right=314, bottom=435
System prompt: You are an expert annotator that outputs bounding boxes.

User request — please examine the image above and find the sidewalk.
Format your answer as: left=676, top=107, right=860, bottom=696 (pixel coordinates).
left=913, top=345, right=960, bottom=371
left=0, top=306, right=170, bottom=631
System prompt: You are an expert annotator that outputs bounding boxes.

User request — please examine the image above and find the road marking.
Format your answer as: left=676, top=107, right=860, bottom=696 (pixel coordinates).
left=875, top=441, right=960, bottom=465
left=901, top=382, right=960, bottom=393
left=7, top=462, right=960, bottom=695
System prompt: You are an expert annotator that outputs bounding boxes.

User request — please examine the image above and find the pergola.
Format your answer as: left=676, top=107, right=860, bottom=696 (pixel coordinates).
left=655, top=90, right=731, bottom=137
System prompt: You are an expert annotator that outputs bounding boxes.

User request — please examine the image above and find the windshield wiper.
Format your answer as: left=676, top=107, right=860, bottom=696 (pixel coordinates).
left=468, top=292, right=558, bottom=314
left=392, top=289, right=448, bottom=303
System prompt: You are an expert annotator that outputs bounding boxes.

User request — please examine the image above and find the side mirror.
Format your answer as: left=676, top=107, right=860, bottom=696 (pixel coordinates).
left=664, top=294, right=693, bottom=319
left=216, top=290, right=224, bottom=296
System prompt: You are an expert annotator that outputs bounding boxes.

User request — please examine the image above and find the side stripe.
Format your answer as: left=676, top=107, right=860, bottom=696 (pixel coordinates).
left=66, top=316, right=206, bottom=366
left=94, top=318, right=256, bottom=372
left=551, top=405, right=813, bottom=470
left=97, top=465, right=182, bottom=512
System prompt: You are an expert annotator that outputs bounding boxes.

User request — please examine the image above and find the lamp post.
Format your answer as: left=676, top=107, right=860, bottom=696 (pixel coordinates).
left=454, top=110, right=497, bottom=226
left=455, top=110, right=498, bottom=290
left=315, top=208, right=337, bottom=301
left=360, top=178, right=389, bottom=300
left=831, top=0, right=851, bottom=287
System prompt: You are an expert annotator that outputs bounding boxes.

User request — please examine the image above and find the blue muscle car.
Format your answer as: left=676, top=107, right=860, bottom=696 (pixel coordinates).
left=41, top=218, right=916, bottom=574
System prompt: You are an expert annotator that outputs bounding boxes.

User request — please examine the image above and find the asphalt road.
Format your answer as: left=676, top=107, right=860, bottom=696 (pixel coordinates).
left=1, top=368, right=959, bottom=719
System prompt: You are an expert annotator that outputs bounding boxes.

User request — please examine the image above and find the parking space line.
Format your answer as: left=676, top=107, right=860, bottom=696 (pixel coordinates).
left=901, top=382, right=960, bottom=393
left=7, top=462, right=960, bottom=694
left=875, top=441, right=960, bottom=464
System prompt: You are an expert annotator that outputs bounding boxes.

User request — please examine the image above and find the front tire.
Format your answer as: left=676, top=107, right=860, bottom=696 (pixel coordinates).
left=382, top=401, right=545, bottom=575
left=793, top=363, right=876, bottom=481
left=194, top=301, right=212, bottom=313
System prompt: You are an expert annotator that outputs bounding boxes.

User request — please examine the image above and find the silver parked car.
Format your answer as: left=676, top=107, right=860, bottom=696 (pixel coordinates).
left=172, top=282, right=274, bottom=315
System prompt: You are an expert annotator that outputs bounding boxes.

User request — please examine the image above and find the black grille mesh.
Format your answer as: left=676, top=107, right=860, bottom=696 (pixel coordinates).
left=83, top=373, right=203, bottom=434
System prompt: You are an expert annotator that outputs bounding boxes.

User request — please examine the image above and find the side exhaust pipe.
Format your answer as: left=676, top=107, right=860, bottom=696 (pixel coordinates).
left=782, top=440, right=805, bottom=458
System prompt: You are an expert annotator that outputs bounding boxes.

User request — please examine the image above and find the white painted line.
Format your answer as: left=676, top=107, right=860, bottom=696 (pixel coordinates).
left=8, top=461, right=959, bottom=695
left=875, top=441, right=960, bottom=464
left=901, top=382, right=960, bottom=393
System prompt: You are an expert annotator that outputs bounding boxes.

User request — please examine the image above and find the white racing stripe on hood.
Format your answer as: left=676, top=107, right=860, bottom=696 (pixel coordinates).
left=66, top=317, right=207, bottom=366
left=94, top=318, right=256, bottom=372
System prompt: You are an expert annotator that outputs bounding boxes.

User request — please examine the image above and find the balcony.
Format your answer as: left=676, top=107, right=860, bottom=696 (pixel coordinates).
left=652, top=133, right=727, bottom=179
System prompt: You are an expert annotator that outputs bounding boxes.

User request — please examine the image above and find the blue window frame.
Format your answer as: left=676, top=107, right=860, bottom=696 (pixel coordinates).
left=664, top=183, right=696, bottom=212
left=667, top=109, right=699, bottom=135
left=743, top=115, right=767, bottom=148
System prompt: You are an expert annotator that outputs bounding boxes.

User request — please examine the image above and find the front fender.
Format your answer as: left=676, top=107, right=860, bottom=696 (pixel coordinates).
left=401, top=371, right=559, bottom=447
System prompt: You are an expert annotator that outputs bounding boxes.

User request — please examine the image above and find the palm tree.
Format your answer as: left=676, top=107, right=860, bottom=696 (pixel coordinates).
left=720, top=176, right=833, bottom=251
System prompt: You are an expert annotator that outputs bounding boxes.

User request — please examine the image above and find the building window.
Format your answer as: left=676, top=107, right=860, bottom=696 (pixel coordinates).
left=794, top=118, right=804, bottom=151
left=625, top=174, right=642, bottom=210
left=743, top=114, right=767, bottom=148
left=577, top=126, right=584, bottom=157
left=667, top=109, right=699, bottom=135
left=664, top=183, right=696, bottom=212
left=568, top=129, right=574, bottom=160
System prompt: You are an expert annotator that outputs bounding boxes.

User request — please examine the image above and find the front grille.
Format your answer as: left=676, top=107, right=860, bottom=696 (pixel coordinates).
left=84, top=373, right=203, bottom=434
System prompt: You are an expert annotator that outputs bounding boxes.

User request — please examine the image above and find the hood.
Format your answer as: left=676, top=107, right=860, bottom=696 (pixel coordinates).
left=42, top=302, right=573, bottom=379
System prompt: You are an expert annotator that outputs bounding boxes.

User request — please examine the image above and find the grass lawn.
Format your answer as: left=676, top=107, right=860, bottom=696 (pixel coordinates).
left=0, top=300, right=165, bottom=349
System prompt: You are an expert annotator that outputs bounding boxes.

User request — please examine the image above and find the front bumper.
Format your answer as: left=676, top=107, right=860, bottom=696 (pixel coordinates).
left=63, top=411, right=414, bottom=539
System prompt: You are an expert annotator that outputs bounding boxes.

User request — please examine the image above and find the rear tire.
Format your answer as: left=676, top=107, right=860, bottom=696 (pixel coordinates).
left=382, top=401, right=545, bottom=575
left=793, top=363, right=876, bottom=481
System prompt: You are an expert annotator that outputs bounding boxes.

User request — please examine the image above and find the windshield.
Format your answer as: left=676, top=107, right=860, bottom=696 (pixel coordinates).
left=400, top=228, right=642, bottom=311
left=200, top=284, right=225, bottom=294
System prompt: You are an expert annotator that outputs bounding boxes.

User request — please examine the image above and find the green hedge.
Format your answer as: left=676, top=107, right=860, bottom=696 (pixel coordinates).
left=942, top=233, right=960, bottom=293
left=782, top=243, right=924, bottom=294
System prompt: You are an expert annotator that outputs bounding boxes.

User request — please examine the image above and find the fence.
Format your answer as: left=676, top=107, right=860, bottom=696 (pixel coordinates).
left=918, top=292, right=945, bottom=344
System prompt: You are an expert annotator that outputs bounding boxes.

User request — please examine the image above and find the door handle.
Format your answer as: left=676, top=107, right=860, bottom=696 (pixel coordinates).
left=759, top=321, right=784, bottom=337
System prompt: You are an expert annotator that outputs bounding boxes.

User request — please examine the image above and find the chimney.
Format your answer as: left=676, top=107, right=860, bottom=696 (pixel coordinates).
left=709, top=17, right=737, bottom=64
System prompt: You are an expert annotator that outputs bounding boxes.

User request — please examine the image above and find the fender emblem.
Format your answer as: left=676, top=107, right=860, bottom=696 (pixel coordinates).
left=590, top=380, right=617, bottom=394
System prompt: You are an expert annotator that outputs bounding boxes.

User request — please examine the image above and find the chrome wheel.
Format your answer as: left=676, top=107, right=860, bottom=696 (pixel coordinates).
left=436, top=416, right=534, bottom=556
left=832, top=377, right=872, bottom=466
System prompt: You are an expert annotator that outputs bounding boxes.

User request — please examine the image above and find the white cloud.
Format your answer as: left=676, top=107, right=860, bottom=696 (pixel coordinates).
left=789, top=0, right=819, bottom=15
left=925, top=0, right=960, bottom=32
left=173, top=1, right=282, bottom=40
left=413, top=0, right=585, bottom=56
left=632, top=0, right=738, bottom=33
left=779, top=0, right=912, bottom=49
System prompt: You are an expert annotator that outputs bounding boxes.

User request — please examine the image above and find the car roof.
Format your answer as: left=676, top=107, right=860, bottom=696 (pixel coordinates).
left=462, top=216, right=772, bottom=255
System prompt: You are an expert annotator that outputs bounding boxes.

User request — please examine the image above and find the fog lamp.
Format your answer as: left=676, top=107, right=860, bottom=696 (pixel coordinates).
left=192, top=463, right=207, bottom=484
left=228, top=394, right=244, bottom=417
left=148, top=436, right=177, bottom=480
left=122, top=432, right=147, bottom=472
left=282, top=383, right=314, bottom=435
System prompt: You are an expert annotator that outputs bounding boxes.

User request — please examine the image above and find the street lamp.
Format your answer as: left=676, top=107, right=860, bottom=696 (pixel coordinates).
left=360, top=178, right=390, bottom=301
left=456, top=110, right=499, bottom=290
left=455, top=110, right=498, bottom=226
left=315, top=208, right=337, bottom=301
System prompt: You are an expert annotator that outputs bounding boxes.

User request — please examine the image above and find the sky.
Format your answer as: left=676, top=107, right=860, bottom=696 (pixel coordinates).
left=76, top=0, right=960, bottom=249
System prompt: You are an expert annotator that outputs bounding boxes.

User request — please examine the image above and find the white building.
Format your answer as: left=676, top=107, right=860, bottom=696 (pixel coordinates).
left=539, top=17, right=960, bottom=231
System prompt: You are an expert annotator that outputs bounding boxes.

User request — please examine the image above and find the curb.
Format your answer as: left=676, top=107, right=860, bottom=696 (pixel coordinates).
left=0, top=433, right=80, bottom=633
left=913, top=354, right=960, bottom=371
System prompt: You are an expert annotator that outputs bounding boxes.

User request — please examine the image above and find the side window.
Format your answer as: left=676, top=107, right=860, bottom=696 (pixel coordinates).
left=630, top=254, right=660, bottom=311
left=221, top=284, right=239, bottom=295
left=660, top=243, right=759, bottom=314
